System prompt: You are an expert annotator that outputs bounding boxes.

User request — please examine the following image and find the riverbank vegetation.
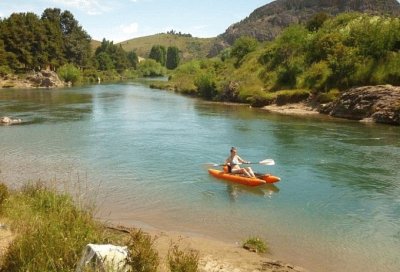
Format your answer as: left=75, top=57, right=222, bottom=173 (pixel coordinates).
left=0, top=8, right=174, bottom=86
left=153, top=12, right=400, bottom=107
left=0, top=182, right=199, bottom=271
left=1, top=9, right=399, bottom=108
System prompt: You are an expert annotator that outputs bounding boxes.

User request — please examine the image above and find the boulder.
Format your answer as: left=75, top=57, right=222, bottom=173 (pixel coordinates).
left=0, top=116, right=22, bottom=125
left=26, top=70, right=65, bottom=88
left=320, top=85, right=400, bottom=125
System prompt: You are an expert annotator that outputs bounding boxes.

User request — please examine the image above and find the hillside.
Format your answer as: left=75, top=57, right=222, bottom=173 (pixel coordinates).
left=219, top=0, right=400, bottom=45
left=117, top=33, right=215, bottom=61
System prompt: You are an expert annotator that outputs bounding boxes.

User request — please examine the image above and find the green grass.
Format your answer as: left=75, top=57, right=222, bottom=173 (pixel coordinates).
left=0, top=182, right=110, bottom=272
left=0, top=181, right=271, bottom=271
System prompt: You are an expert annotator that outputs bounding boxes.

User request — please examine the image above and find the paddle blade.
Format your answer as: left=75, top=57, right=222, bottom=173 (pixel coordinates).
left=259, top=159, right=275, bottom=166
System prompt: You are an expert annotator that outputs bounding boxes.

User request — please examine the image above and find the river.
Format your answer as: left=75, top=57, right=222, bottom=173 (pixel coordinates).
left=1, top=82, right=399, bottom=272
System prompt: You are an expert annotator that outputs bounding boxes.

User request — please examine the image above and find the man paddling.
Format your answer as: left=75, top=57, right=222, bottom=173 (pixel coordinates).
left=225, top=147, right=256, bottom=178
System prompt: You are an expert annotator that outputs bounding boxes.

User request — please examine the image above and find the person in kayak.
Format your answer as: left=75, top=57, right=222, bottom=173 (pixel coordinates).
left=225, top=147, right=256, bottom=178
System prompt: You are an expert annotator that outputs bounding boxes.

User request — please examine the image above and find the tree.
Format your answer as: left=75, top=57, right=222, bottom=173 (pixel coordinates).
left=127, top=50, right=138, bottom=69
left=230, top=36, right=258, bottom=67
left=41, top=8, right=65, bottom=69
left=95, top=39, right=132, bottom=72
left=96, top=52, right=114, bottom=71
left=166, top=46, right=180, bottom=69
left=306, top=12, right=330, bottom=32
left=60, top=10, right=92, bottom=68
left=149, top=45, right=166, bottom=66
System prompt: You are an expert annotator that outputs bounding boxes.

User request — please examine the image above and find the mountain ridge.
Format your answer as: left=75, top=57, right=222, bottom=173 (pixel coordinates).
left=219, top=0, right=400, bottom=45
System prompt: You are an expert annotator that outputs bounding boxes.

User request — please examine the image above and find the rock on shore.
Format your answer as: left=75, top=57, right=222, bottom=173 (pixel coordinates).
left=0, top=70, right=65, bottom=89
left=319, top=85, right=400, bottom=125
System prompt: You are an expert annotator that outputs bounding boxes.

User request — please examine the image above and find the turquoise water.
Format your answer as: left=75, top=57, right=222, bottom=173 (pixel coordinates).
left=1, top=83, right=399, bottom=271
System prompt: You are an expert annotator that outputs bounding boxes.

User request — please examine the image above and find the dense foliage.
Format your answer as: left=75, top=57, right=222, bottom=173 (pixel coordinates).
left=94, top=38, right=138, bottom=72
left=149, top=44, right=180, bottom=69
left=163, top=13, right=400, bottom=106
left=0, top=9, right=149, bottom=83
left=0, top=8, right=91, bottom=71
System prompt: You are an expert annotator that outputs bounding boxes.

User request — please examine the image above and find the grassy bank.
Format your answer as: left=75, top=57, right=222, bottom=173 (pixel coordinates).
left=151, top=13, right=400, bottom=108
left=0, top=182, right=200, bottom=272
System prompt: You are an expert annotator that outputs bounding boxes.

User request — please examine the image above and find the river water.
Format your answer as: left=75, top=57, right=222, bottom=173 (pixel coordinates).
left=1, top=82, right=399, bottom=272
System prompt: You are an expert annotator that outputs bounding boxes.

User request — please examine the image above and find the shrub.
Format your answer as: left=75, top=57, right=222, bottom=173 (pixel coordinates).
left=275, top=89, right=310, bottom=105
left=138, top=59, right=165, bottom=77
left=317, top=89, right=341, bottom=103
left=167, top=244, right=199, bottom=272
left=299, top=61, right=332, bottom=91
left=57, top=63, right=82, bottom=85
left=125, top=229, right=159, bottom=272
left=0, top=65, right=12, bottom=77
left=195, top=73, right=217, bottom=100
left=242, top=237, right=268, bottom=253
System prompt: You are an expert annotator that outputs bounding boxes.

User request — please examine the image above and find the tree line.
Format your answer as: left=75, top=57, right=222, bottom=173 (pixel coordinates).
left=0, top=8, right=183, bottom=83
left=0, top=8, right=91, bottom=72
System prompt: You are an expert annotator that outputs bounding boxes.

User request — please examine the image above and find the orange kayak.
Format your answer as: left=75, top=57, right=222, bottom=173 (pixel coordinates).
left=208, top=168, right=280, bottom=186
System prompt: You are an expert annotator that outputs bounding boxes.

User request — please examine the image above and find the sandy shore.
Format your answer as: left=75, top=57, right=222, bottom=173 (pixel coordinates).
left=146, top=228, right=308, bottom=272
left=262, top=103, right=319, bottom=116
left=0, top=221, right=307, bottom=272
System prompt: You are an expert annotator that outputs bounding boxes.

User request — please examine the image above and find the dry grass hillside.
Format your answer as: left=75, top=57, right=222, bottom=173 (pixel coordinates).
left=117, top=33, right=215, bottom=62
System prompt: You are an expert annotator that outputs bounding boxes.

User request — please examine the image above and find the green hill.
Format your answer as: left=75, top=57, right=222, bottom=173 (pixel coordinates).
left=117, top=33, right=215, bottom=62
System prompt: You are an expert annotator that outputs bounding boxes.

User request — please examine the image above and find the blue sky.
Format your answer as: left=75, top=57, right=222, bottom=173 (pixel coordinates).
left=0, top=0, right=271, bottom=42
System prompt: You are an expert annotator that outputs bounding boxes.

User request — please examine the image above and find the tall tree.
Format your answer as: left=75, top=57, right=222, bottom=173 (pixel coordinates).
left=166, top=46, right=180, bottom=69
left=41, top=8, right=65, bottom=69
left=127, top=50, right=138, bottom=69
left=149, top=45, right=166, bottom=66
left=0, top=12, right=47, bottom=70
left=60, top=10, right=91, bottom=68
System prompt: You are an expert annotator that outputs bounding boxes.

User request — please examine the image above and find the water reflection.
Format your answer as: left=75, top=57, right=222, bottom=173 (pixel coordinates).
left=226, top=183, right=279, bottom=201
left=0, top=88, right=93, bottom=124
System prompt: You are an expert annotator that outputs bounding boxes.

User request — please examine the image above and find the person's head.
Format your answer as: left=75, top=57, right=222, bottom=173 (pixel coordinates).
left=230, top=147, right=237, bottom=154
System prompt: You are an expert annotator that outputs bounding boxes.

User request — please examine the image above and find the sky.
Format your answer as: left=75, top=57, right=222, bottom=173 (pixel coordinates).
left=0, top=0, right=271, bottom=42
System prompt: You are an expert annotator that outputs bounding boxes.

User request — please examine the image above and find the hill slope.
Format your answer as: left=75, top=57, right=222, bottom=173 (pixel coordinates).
left=219, top=0, right=400, bottom=45
left=118, top=33, right=215, bottom=61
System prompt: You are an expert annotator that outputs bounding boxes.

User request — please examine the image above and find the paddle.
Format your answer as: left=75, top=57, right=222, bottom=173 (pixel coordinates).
left=204, top=159, right=275, bottom=168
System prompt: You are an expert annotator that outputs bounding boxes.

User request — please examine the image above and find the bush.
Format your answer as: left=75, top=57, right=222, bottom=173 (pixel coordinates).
left=275, top=89, right=310, bottom=105
left=125, top=229, right=159, bottom=272
left=299, top=61, right=332, bottom=91
left=0, top=65, right=12, bottom=77
left=57, top=63, right=82, bottom=85
left=137, top=59, right=165, bottom=77
left=82, top=68, right=100, bottom=83
left=316, top=89, right=341, bottom=103
left=242, top=237, right=268, bottom=253
left=195, top=73, right=217, bottom=100
left=168, top=244, right=199, bottom=272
